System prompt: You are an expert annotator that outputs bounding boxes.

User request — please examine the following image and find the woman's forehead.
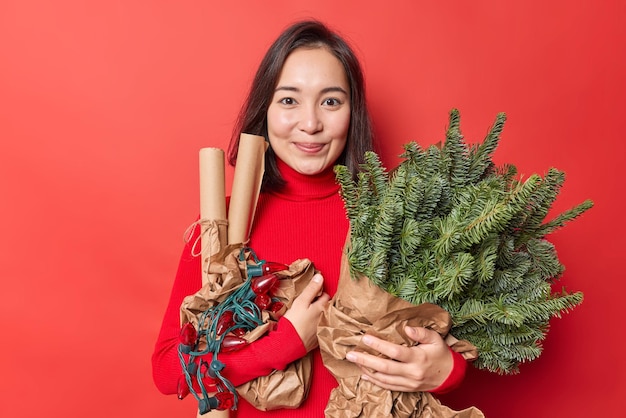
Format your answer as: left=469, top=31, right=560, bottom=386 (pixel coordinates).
left=275, top=47, right=349, bottom=93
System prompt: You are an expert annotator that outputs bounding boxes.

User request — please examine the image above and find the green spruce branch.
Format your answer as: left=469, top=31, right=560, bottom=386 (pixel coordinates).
left=334, top=109, right=593, bottom=374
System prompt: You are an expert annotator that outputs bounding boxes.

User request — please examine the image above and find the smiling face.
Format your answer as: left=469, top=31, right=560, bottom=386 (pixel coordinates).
left=267, top=47, right=351, bottom=176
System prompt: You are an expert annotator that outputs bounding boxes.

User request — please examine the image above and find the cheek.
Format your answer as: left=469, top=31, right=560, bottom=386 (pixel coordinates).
left=332, top=139, right=348, bottom=161
left=332, top=111, right=351, bottom=138
left=267, top=107, right=292, bottom=137
left=332, top=113, right=350, bottom=158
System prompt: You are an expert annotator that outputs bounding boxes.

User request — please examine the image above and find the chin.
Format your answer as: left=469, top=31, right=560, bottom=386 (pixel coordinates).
left=294, top=164, right=327, bottom=176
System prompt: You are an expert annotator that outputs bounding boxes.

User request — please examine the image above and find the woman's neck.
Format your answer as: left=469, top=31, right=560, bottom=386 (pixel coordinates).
left=270, top=158, right=340, bottom=201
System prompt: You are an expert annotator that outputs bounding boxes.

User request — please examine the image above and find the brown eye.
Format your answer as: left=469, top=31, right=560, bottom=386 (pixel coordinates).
left=323, top=98, right=341, bottom=106
left=280, top=97, right=295, bottom=105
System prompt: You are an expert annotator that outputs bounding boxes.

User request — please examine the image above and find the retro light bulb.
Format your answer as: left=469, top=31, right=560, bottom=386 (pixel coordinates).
left=251, top=273, right=278, bottom=295
left=215, top=392, right=235, bottom=410
left=261, top=261, right=288, bottom=274
left=221, top=335, right=249, bottom=353
left=216, top=311, right=235, bottom=336
left=177, top=374, right=190, bottom=400
left=254, top=294, right=271, bottom=310
left=180, top=322, right=197, bottom=346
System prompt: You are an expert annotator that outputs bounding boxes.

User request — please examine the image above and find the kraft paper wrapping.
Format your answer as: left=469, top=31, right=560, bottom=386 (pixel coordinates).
left=180, top=252, right=316, bottom=411
left=180, top=243, right=245, bottom=329
left=199, top=148, right=228, bottom=289
left=228, top=133, right=267, bottom=245
left=318, top=244, right=484, bottom=418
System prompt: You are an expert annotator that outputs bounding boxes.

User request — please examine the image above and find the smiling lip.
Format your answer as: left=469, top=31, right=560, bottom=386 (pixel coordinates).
left=294, top=143, right=326, bottom=153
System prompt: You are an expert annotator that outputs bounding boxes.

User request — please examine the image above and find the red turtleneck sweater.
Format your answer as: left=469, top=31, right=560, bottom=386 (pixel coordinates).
left=152, top=159, right=465, bottom=417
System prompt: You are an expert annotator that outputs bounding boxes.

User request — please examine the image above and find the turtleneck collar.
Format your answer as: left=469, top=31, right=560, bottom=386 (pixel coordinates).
left=270, top=158, right=340, bottom=201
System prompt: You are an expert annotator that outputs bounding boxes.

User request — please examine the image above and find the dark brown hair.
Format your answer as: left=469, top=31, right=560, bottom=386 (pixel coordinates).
left=227, top=20, right=375, bottom=190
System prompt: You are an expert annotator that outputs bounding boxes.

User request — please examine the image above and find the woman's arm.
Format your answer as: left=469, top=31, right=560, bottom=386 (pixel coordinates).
left=344, top=326, right=466, bottom=394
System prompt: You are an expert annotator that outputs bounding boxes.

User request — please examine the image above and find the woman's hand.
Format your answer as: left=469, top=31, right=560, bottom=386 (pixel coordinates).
left=283, top=273, right=329, bottom=352
left=345, top=326, right=452, bottom=392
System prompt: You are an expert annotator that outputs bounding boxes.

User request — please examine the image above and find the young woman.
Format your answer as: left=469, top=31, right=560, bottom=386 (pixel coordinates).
left=152, top=20, right=467, bottom=417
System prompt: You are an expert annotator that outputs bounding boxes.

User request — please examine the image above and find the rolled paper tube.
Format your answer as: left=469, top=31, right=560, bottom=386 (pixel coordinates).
left=227, top=133, right=267, bottom=245
left=199, top=148, right=227, bottom=285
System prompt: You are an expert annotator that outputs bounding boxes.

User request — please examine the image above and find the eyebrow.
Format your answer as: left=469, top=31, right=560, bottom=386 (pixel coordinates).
left=274, top=86, right=349, bottom=95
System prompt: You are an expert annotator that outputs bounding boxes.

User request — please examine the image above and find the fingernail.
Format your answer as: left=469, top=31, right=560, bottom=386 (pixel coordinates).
left=362, top=335, right=372, bottom=346
left=346, top=352, right=356, bottom=362
left=313, top=274, right=322, bottom=283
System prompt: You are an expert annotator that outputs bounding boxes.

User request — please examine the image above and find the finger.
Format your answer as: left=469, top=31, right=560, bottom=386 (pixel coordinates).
left=359, top=366, right=417, bottom=392
left=359, top=334, right=415, bottom=363
left=296, top=274, right=324, bottom=304
left=345, top=349, right=405, bottom=377
left=405, top=326, right=441, bottom=345
left=311, top=291, right=331, bottom=307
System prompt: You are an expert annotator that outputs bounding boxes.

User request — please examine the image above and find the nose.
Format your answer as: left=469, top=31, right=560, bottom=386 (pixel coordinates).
left=298, top=105, right=323, bottom=134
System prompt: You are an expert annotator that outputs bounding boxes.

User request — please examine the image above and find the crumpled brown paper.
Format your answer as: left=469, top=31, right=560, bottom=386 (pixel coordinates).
left=180, top=241, right=317, bottom=411
left=318, top=245, right=484, bottom=418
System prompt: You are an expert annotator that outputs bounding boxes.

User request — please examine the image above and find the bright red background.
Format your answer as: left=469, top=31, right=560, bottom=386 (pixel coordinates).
left=1, top=1, right=624, bottom=417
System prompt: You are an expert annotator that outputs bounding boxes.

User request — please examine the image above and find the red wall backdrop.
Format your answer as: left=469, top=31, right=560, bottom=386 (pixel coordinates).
left=1, top=1, right=624, bottom=417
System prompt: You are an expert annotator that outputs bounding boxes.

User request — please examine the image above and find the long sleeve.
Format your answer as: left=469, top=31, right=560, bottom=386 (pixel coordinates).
left=430, top=348, right=467, bottom=395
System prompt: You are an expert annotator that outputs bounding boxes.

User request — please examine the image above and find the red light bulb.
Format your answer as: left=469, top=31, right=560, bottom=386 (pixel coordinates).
left=232, top=327, right=247, bottom=337
left=179, top=322, right=197, bottom=346
left=251, top=273, right=278, bottom=295
left=254, top=293, right=271, bottom=310
left=269, top=301, right=284, bottom=313
left=215, top=392, right=235, bottom=410
left=216, top=311, right=235, bottom=336
left=177, top=374, right=190, bottom=400
left=262, top=261, right=288, bottom=274
left=221, top=335, right=249, bottom=353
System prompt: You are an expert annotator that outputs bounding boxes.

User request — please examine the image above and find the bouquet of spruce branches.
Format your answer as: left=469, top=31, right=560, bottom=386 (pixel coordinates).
left=318, top=109, right=592, bottom=417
